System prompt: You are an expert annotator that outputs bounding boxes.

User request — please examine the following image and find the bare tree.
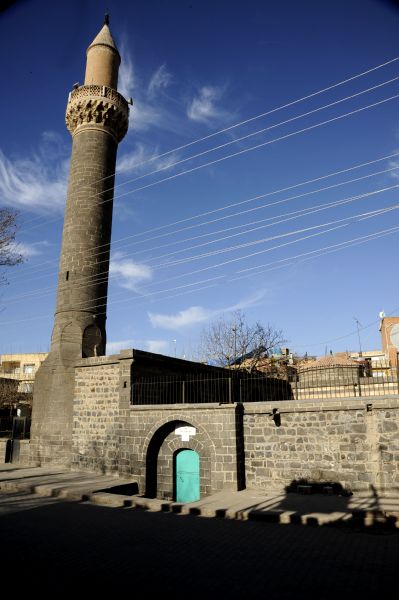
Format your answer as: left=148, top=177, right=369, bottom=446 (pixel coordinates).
left=0, top=208, right=23, bottom=285
left=199, top=310, right=286, bottom=372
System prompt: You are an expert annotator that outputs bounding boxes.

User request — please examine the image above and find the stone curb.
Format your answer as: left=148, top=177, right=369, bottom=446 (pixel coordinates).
left=83, top=493, right=399, bottom=529
left=2, top=475, right=398, bottom=529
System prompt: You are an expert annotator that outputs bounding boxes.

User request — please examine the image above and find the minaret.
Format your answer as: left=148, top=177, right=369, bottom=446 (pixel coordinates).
left=30, top=17, right=129, bottom=465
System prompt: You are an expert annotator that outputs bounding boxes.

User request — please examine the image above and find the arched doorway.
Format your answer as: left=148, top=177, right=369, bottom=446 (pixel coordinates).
left=144, top=419, right=211, bottom=500
left=175, top=449, right=200, bottom=502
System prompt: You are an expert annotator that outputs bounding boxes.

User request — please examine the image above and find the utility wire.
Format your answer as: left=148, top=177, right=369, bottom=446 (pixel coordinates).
left=6, top=180, right=399, bottom=302
left=3, top=221, right=397, bottom=326
left=4, top=200, right=396, bottom=306
left=86, top=76, right=399, bottom=203
left=87, top=164, right=399, bottom=263
left=63, top=54, right=399, bottom=194
left=97, top=93, right=399, bottom=207
left=233, top=225, right=399, bottom=278
left=17, top=87, right=399, bottom=241
left=129, top=182, right=399, bottom=265
left=150, top=204, right=399, bottom=269
left=11, top=151, right=399, bottom=284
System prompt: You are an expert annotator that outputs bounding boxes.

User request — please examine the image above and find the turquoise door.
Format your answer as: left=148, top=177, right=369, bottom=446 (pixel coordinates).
left=175, top=450, right=200, bottom=503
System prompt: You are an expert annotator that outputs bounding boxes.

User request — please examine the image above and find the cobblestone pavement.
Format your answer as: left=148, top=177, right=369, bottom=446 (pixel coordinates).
left=0, top=492, right=398, bottom=598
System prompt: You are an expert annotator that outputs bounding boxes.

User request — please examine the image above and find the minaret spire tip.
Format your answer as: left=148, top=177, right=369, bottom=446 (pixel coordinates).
left=104, top=13, right=109, bottom=25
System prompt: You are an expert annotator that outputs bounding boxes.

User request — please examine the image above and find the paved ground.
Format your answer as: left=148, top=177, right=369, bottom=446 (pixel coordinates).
left=1, top=464, right=398, bottom=525
left=0, top=466, right=398, bottom=597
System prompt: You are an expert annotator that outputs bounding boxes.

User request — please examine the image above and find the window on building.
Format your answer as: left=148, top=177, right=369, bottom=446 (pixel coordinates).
left=22, top=382, right=33, bottom=393
left=23, top=364, right=35, bottom=374
left=0, top=361, right=20, bottom=374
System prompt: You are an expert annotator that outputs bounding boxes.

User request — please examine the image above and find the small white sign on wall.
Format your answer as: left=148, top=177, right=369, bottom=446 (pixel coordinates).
left=175, top=426, right=196, bottom=442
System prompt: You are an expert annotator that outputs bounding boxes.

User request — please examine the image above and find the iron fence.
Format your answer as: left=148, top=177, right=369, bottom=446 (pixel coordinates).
left=131, top=374, right=235, bottom=405
left=295, top=361, right=399, bottom=399
left=130, top=362, right=399, bottom=405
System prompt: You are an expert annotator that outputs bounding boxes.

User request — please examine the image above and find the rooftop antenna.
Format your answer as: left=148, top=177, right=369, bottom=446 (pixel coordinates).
left=354, top=317, right=362, bottom=356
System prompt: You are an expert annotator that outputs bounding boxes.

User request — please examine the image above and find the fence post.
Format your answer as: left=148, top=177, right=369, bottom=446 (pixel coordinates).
left=357, top=368, right=362, bottom=397
left=228, top=378, right=232, bottom=403
left=182, top=380, right=185, bottom=404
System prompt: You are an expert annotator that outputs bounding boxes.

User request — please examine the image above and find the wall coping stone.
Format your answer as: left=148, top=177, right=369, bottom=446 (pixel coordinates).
left=129, top=403, right=237, bottom=412
left=128, top=396, right=398, bottom=413
left=242, top=396, right=399, bottom=413
left=75, top=355, right=121, bottom=368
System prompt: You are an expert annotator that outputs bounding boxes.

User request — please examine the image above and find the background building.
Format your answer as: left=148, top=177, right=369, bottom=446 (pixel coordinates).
left=0, top=353, right=48, bottom=394
left=380, top=316, right=399, bottom=368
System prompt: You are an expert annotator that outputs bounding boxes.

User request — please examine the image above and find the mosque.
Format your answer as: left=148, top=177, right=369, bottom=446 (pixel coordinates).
left=25, top=19, right=399, bottom=501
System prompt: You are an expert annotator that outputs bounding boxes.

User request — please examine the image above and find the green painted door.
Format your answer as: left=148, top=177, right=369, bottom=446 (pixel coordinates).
left=175, top=450, right=200, bottom=503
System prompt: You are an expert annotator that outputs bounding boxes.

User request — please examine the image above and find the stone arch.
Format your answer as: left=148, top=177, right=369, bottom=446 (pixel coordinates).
left=82, top=323, right=103, bottom=358
left=142, top=412, right=216, bottom=465
left=144, top=415, right=214, bottom=500
left=59, top=321, right=82, bottom=365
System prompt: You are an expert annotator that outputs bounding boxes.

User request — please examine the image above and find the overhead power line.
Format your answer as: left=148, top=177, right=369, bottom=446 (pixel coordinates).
left=4, top=197, right=397, bottom=305
left=18, top=66, right=399, bottom=236
left=1, top=221, right=398, bottom=327
left=97, top=93, right=399, bottom=207
left=233, top=225, right=399, bottom=278
left=89, top=76, right=399, bottom=203
left=8, top=154, right=399, bottom=286
left=68, top=54, right=399, bottom=194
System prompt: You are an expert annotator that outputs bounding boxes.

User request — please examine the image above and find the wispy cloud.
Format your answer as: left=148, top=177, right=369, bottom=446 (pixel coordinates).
left=10, top=240, right=49, bottom=259
left=389, top=153, right=399, bottom=180
left=118, top=45, right=135, bottom=99
left=119, top=41, right=183, bottom=134
left=147, top=339, right=169, bottom=353
left=0, top=133, right=68, bottom=213
left=110, top=251, right=152, bottom=291
left=117, top=142, right=179, bottom=175
left=148, top=64, right=173, bottom=99
left=148, top=289, right=266, bottom=330
left=187, top=85, right=230, bottom=125
left=119, top=43, right=165, bottom=132
left=149, top=306, right=211, bottom=329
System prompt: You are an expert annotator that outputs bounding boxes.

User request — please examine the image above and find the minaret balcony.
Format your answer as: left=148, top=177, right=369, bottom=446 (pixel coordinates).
left=65, top=84, right=130, bottom=142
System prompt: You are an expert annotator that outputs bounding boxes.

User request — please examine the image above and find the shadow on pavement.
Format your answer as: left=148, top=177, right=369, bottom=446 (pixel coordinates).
left=147, top=479, right=399, bottom=532
left=0, top=498, right=398, bottom=598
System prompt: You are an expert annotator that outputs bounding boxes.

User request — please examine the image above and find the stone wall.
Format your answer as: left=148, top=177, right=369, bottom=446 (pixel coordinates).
left=243, top=397, right=399, bottom=493
left=118, top=404, right=240, bottom=497
left=59, top=349, right=399, bottom=497
left=71, top=356, right=121, bottom=474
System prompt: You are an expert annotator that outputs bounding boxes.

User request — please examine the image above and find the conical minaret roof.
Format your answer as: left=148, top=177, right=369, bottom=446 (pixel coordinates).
left=87, top=17, right=120, bottom=56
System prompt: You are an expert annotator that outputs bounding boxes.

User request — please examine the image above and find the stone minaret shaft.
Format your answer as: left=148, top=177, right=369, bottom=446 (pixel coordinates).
left=30, top=20, right=129, bottom=465
left=53, top=22, right=129, bottom=359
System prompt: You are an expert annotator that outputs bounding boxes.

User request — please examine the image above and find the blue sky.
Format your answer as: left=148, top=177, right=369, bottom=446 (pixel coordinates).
left=1, top=0, right=399, bottom=358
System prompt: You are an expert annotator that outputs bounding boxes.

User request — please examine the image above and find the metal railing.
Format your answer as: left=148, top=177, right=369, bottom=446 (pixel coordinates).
left=130, top=362, right=399, bottom=405
left=131, top=374, right=234, bottom=405
left=131, top=371, right=294, bottom=405
left=295, top=361, right=399, bottom=399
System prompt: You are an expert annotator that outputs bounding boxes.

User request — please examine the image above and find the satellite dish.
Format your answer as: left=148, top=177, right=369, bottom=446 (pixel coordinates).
left=379, top=311, right=386, bottom=319
left=391, top=324, right=399, bottom=350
